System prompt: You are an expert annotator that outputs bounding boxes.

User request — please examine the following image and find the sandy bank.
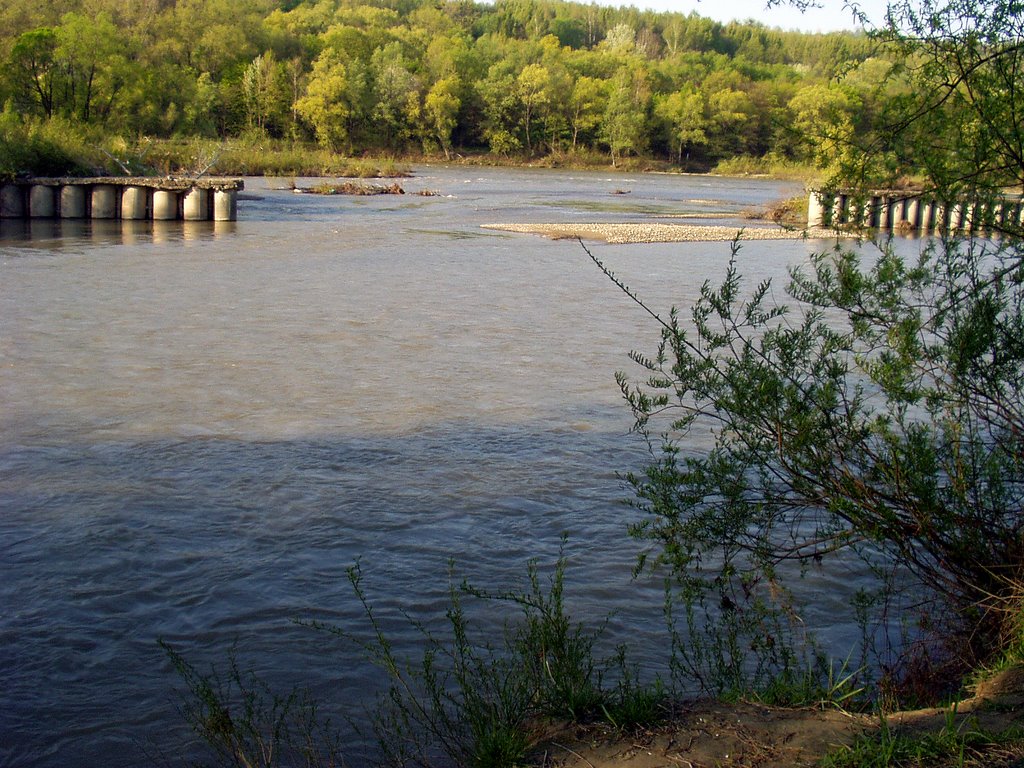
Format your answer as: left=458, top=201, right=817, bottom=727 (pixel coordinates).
left=481, top=222, right=843, bottom=244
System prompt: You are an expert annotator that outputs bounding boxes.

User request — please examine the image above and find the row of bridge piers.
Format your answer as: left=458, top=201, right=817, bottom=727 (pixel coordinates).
left=0, top=178, right=244, bottom=222
left=808, top=190, right=1023, bottom=234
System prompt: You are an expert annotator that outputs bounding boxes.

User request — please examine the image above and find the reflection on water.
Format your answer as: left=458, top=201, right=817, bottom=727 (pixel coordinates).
left=1, top=167, right=866, bottom=767
left=0, top=217, right=236, bottom=246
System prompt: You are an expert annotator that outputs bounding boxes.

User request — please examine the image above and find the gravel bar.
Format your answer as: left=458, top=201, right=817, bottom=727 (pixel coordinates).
left=481, top=222, right=842, bottom=243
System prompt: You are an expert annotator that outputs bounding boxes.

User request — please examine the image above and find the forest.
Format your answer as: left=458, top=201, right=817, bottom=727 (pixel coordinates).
left=0, top=0, right=888, bottom=171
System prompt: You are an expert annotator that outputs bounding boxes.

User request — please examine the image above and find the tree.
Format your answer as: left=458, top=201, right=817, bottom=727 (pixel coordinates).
left=54, top=11, right=129, bottom=124
left=10, top=13, right=130, bottom=124
left=9, top=28, right=59, bottom=118
left=601, top=65, right=649, bottom=165
left=567, top=75, right=608, bottom=151
left=241, top=52, right=286, bottom=136
left=706, top=86, right=754, bottom=159
left=295, top=48, right=352, bottom=151
left=653, top=88, right=707, bottom=165
left=424, top=76, right=461, bottom=159
left=874, top=0, right=1024, bottom=197
left=370, top=43, right=418, bottom=149
left=517, top=63, right=552, bottom=155
left=604, top=0, right=1024, bottom=701
left=787, top=83, right=858, bottom=169
left=478, top=62, right=523, bottom=156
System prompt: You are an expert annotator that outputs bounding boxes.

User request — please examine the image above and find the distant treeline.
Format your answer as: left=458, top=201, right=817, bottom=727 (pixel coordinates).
left=1, top=0, right=891, bottom=168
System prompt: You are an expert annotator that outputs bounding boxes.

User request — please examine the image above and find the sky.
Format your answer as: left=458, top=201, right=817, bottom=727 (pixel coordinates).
left=588, top=0, right=892, bottom=32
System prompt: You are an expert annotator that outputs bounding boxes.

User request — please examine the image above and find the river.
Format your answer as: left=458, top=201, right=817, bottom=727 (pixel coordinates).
left=2, top=167, right=867, bottom=767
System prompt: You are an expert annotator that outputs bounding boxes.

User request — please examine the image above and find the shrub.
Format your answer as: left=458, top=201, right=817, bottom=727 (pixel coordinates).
left=0, top=112, right=96, bottom=180
left=161, top=641, right=345, bottom=768
left=589, top=222, right=1023, bottom=704
left=307, top=544, right=631, bottom=768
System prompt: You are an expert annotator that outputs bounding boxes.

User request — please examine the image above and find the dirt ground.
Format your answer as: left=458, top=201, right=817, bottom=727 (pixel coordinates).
left=530, top=667, right=1024, bottom=768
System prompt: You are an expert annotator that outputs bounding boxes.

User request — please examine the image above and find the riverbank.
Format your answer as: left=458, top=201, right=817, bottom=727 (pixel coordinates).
left=2, top=122, right=821, bottom=184
left=533, top=666, right=1024, bottom=767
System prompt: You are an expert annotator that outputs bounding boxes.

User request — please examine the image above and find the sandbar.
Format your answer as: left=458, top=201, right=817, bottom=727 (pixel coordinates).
left=481, top=222, right=842, bottom=243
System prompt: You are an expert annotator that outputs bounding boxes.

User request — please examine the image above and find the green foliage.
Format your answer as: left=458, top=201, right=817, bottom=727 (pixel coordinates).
left=301, top=545, right=660, bottom=768
left=752, top=655, right=864, bottom=710
left=466, top=544, right=609, bottom=722
left=712, top=154, right=816, bottom=178
left=314, top=561, right=526, bottom=768
left=161, top=641, right=345, bottom=768
left=807, top=0, right=1024, bottom=202
left=0, top=0, right=889, bottom=167
left=601, top=659, right=667, bottom=731
left=585, top=0, right=1024, bottom=709
left=823, top=708, right=1024, bottom=767
left=595, top=222, right=1024, bottom=701
left=163, top=545, right=669, bottom=767
left=142, top=137, right=410, bottom=177
left=0, top=111, right=104, bottom=179
left=601, top=65, right=649, bottom=166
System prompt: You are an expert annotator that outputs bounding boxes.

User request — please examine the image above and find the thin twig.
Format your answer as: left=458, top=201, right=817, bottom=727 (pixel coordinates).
left=552, top=742, right=598, bottom=768
left=577, top=237, right=670, bottom=330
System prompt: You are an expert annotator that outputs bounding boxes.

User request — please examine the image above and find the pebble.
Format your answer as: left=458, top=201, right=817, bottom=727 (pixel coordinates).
left=481, top=222, right=843, bottom=243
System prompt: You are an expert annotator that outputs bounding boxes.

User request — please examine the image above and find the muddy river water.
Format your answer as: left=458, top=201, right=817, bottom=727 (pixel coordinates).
left=1, top=167, right=890, bottom=766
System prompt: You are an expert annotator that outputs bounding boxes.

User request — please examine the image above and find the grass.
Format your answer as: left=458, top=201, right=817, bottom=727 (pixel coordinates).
left=322, top=546, right=676, bottom=766
left=0, top=112, right=109, bottom=180
left=712, top=153, right=820, bottom=181
left=314, top=548, right=618, bottom=768
left=140, top=138, right=411, bottom=178
left=755, top=194, right=811, bottom=228
left=3, top=111, right=834, bottom=183
left=160, top=640, right=345, bottom=768
left=301, top=181, right=406, bottom=195
left=0, top=114, right=413, bottom=181
left=822, top=708, right=1024, bottom=768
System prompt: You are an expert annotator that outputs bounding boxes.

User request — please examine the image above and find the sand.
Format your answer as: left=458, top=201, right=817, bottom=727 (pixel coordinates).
left=481, top=222, right=844, bottom=244
left=531, top=667, right=1024, bottom=768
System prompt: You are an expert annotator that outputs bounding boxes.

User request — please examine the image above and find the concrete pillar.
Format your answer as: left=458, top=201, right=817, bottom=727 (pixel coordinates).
left=932, top=203, right=946, bottom=234
left=992, top=203, right=1005, bottom=230
left=855, top=198, right=870, bottom=228
left=879, top=197, right=891, bottom=229
left=920, top=201, right=936, bottom=233
left=949, top=203, right=964, bottom=231
left=153, top=190, right=178, bottom=220
left=962, top=202, right=978, bottom=230
left=973, top=202, right=988, bottom=230
left=831, top=194, right=844, bottom=224
left=823, top=192, right=836, bottom=226
left=29, top=185, right=56, bottom=218
left=91, top=185, right=118, bottom=219
left=905, top=199, right=920, bottom=229
left=1, top=185, right=25, bottom=218
left=807, top=191, right=825, bottom=228
left=896, top=198, right=909, bottom=228
left=883, top=197, right=898, bottom=229
left=121, top=186, right=148, bottom=220
left=867, top=195, right=883, bottom=228
left=183, top=187, right=209, bottom=221
left=60, top=186, right=87, bottom=218
left=213, top=189, right=237, bottom=221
